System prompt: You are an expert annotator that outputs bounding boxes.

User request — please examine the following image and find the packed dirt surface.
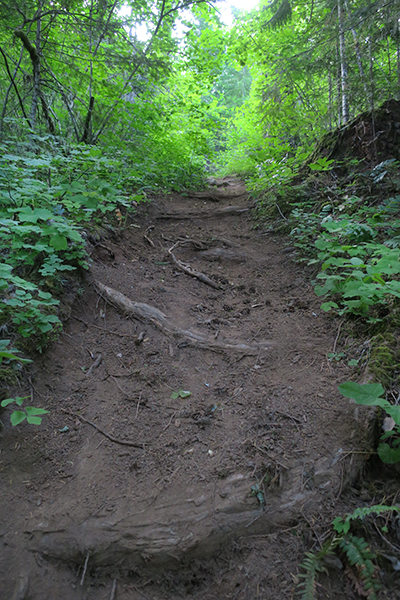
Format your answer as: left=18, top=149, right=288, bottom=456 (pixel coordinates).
left=0, top=178, right=369, bottom=599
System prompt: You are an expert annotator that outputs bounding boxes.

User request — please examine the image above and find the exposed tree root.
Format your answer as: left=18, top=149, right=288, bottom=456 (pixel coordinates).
left=61, top=408, right=145, bottom=448
left=157, top=205, right=253, bottom=220
left=168, top=241, right=222, bottom=289
left=94, top=280, right=271, bottom=354
left=186, top=189, right=248, bottom=202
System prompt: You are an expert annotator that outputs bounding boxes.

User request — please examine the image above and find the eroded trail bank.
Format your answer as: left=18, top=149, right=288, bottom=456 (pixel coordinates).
left=0, top=178, right=365, bottom=599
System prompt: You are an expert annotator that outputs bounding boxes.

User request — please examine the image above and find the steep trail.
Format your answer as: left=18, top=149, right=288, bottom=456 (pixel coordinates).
left=0, top=177, right=365, bottom=599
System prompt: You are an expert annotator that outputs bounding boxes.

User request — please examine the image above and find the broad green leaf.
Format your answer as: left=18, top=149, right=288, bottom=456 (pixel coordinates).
left=338, top=382, right=387, bottom=406
left=26, top=416, right=44, bottom=425
left=49, top=234, right=68, bottom=250
left=384, top=405, right=400, bottom=423
left=321, top=301, right=338, bottom=311
left=10, top=411, right=27, bottom=426
left=377, top=443, right=400, bottom=464
left=25, top=406, right=49, bottom=416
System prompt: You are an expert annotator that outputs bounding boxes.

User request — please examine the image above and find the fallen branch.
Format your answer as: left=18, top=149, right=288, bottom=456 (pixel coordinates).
left=86, top=353, right=102, bottom=376
left=61, top=408, right=145, bottom=448
left=143, top=225, right=155, bottom=247
left=94, top=280, right=271, bottom=355
left=168, top=241, right=222, bottom=290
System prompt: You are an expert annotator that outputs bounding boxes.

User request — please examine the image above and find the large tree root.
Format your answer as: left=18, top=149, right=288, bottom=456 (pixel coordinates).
left=94, top=280, right=271, bottom=354
left=186, top=189, right=248, bottom=202
left=157, top=205, right=253, bottom=220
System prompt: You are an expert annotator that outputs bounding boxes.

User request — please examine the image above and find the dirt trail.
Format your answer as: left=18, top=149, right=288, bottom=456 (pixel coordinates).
left=0, top=178, right=366, bottom=599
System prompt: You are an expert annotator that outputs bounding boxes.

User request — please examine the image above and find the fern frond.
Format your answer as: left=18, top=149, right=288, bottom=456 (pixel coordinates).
left=262, top=0, right=292, bottom=30
left=297, top=538, right=338, bottom=599
left=333, top=504, right=399, bottom=534
left=340, top=535, right=381, bottom=600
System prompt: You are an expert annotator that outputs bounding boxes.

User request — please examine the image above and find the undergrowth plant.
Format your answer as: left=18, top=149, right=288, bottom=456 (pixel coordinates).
left=0, top=138, right=145, bottom=351
left=338, top=381, right=400, bottom=464
left=298, top=505, right=399, bottom=599
left=0, top=340, right=47, bottom=426
left=1, top=396, right=48, bottom=426
left=288, top=165, right=400, bottom=323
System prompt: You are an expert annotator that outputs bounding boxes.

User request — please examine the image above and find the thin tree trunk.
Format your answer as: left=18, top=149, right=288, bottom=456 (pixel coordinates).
left=336, top=42, right=341, bottom=128
left=328, top=70, right=332, bottom=131
left=338, top=0, right=349, bottom=124
left=92, top=0, right=168, bottom=143
left=368, top=36, right=377, bottom=159
left=80, top=96, right=95, bottom=143
left=397, top=22, right=400, bottom=99
left=343, top=0, right=367, bottom=104
left=30, top=17, right=42, bottom=129
left=0, top=47, right=28, bottom=136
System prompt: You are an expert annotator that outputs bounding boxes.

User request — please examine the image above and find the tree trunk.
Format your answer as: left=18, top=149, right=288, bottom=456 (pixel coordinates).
left=80, top=96, right=95, bottom=143
left=337, top=0, right=349, bottom=124
left=368, top=36, right=377, bottom=159
left=343, top=0, right=368, bottom=104
left=396, top=23, right=400, bottom=99
left=31, top=18, right=41, bottom=129
left=0, top=47, right=29, bottom=135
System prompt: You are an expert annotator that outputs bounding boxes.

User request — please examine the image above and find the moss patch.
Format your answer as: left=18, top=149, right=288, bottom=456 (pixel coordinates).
left=368, top=333, right=400, bottom=387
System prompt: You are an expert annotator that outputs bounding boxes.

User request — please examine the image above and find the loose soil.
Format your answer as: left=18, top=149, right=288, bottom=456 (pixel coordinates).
left=0, top=178, right=372, bottom=599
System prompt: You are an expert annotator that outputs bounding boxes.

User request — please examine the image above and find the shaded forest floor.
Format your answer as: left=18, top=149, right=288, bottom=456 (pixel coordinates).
left=0, top=178, right=393, bottom=599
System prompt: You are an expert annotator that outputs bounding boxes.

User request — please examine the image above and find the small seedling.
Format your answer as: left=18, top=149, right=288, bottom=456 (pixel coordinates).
left=1, top=396, right=49, bottom=425
left=171, top=389, right=191, bottom=399
left=327, top=351, right=346, bottom=362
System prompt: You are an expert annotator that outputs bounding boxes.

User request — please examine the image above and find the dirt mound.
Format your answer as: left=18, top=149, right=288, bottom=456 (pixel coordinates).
left=0, top=177, right=368, bottom=599
left=307, top=98, right=400, bottom=168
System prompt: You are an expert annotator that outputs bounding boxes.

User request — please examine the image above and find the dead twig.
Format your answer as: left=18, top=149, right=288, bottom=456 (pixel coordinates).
left=144, top=225, right=155, bottom=247
left=80, top=552, right=90, bottom=586
left=86, top=354, right=102, bottom=376
left=332, top=319, right=344, bottom=355
left=110, top=579, right=117, bottom=600
left=161, top=412, right=176, bottom=432
left=61, top=408, right=146, bottom=448
left=111, top=376, right=129, bottom=397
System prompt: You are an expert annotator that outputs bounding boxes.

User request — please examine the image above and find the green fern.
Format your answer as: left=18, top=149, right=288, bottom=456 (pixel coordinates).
left=333, top=504, right=398, bottom=535
left=297, top=539, right=336, bottom=599
left=298, top=504, right=395, bottom=599
left=339, top=535, right=381, bottom=600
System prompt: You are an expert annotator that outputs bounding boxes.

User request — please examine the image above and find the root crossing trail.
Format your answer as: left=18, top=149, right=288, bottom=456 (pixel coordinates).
left=0, top=177, right=363, bottom=599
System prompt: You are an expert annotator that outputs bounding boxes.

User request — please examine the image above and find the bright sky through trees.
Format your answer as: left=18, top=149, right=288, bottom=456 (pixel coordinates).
left=219, top=0, right=260, bottom=25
